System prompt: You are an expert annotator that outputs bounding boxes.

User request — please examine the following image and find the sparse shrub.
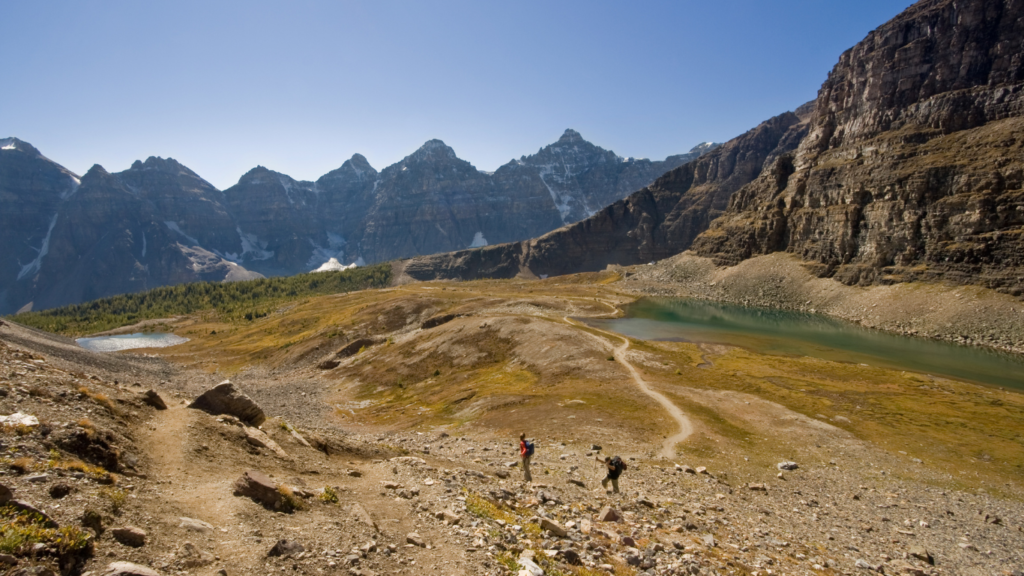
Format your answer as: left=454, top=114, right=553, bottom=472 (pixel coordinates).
left=10, top=457, right=33, bottom=474
left=606, top=356, right=614, bottom=361
left=495, top=551, right=519, bottom=573
left=433, top=369, right=441, bottom=377
left=464, top=492, right=515, bottom=524
left=0, top=504, right=92, bottom=555
left=100, top=487, right=129, bottom=514
left=319, top=486, right=339, bottom=504
left=277, top=485, right=306, bottom=512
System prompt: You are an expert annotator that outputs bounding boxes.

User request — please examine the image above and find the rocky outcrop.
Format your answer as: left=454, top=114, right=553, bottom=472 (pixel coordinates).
left=691, top=0, right=1024, bottom=296
left=400, top=110, right=808, bottom=281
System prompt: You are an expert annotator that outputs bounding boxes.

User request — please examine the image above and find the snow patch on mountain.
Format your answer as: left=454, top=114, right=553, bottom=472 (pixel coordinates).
left=468, top=231, right=488, bottom=248
left=311, top=257, right=358, bottom=273
left=236, top=227, right=274, bottom=261
left=164, top=221, right=200, bottom=246
left=17, top=214, right=58, bottom=281
left=61, top=174, right=81, bottom=200
left=306, top=232, right=347, bottom=269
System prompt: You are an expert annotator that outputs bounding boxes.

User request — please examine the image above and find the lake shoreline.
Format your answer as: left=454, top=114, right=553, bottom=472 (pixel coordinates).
left=618, top=252, right=1024, bottom=357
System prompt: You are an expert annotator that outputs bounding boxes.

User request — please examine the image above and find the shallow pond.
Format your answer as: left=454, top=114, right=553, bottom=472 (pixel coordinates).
left=587, top=298, right=1024, bottom=389
left=76, top=332, right=189, bottom=352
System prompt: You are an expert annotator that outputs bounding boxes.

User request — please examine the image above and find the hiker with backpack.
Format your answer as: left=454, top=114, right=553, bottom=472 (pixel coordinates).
left=519, top=432, right=534, bottom=483
left=597, top=455, right=626, bottom=493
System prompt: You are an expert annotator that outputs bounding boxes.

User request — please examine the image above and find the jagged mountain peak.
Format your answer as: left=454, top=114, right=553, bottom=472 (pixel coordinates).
left=128, top=156, right=188, bottom=173
left=557, top=129, right=584, bottom=144
left=0, top=137, right=42, bottom=156
left=405, top=139, right=459, bottom=164
left=83, top=164, right=112, bottom=179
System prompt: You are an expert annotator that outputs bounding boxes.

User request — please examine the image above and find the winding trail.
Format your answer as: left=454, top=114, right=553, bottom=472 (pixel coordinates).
left=564, top=300, right=693, bottom=458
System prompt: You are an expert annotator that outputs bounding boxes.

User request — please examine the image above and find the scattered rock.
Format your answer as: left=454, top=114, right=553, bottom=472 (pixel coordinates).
left=539, top=518, right=567, bottom=537
left=178, top=517, right=214, bottom=533
left=406, top=533, right=425, bottom=547
left=10, top=567, right=57, bottom=576
left=908, top=545, right=933, bottom=565
left=0, top=413, right=39, bottom=427
left=0, top=483, right=12, bottom=504
left=243, top=427, right=289, bottom=458
left=232, top=470, right=287, bottom=509
left=104, top=562, right=161, bottom=576
left=855, top=559, right=882, bottom=571
left=113, top=526, right=147, bottom=547
left=267, top=540, right=305, bottom=557
left=188, top=380, right=266, bottom=426
left=777, top=461, right=799, bottom=471
left=702, top=534, right=716, bottom=547
left=597, top=506, right=621, bottom=522
left=0, top=554, right=16, bottom=566
left=140, top=390, right=167, bottom=410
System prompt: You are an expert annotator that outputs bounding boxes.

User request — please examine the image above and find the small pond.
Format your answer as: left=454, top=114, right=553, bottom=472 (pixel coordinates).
left=586, top=298, right=1024, bottom=390
left=76, top=332, right=189, bottom=353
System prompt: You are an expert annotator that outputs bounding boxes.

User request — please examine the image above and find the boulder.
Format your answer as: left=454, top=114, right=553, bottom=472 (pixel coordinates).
left=267, top=540, right=304, bottom=557
left=188, top=381, right=265, bottom=426
left=140, top=390, right=167, bottom=410
left=112, top=526, right=147, bottom=547
left=0, top=482, right=12, bottom=504
left=232, top=470, right=285, bottom=509
left=104, top=562, right=161, bottom=576
left=597, top=506, right=621, bottom=522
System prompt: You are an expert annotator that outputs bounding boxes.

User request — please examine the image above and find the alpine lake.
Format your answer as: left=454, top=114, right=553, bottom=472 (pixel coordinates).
left=587, top=298, right=1024, bottom=390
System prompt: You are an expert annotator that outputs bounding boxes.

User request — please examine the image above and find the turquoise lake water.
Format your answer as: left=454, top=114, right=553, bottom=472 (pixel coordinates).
left=76, top=332, right=189, bottom=352
left=587, top=298, right=1024, bottom=390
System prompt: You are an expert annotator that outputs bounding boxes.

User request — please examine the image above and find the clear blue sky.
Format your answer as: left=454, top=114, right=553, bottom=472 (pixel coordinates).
left=1, top=1, right=915, bottom=190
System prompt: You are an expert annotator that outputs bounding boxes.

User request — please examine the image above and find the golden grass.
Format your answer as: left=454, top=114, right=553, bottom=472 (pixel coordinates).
left=125, top=274, right=1023, bottom=492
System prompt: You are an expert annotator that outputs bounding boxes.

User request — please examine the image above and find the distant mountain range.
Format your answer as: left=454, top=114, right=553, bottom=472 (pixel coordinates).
left=0, top=132, right=717, bottom=314
left=402, top=0, right=1024, bottom=300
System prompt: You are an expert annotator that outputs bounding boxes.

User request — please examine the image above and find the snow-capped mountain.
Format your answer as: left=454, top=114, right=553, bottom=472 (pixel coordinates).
left=0, top=132, right=717, bottom=313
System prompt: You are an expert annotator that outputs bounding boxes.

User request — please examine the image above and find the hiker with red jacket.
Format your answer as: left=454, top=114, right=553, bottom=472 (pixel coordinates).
left=597, top=455, right=627, bottom=493
left=519, top=432, right=534, bottom=483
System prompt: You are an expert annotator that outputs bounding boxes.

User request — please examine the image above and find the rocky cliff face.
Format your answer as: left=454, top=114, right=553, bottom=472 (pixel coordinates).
left=400, top=110, right=809, bottom=281
left=406, top=0, right=1024, bottom=298
left=0, top=132, right=710, bottom=313
left=691, top=0, right=1024, bottom=295
left=0, top=138, right=80, bottom=314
